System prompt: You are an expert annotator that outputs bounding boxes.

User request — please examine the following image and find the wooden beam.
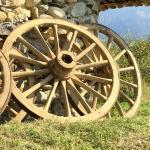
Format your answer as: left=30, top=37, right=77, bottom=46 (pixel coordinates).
left=100, top=0, right=150, bottom=11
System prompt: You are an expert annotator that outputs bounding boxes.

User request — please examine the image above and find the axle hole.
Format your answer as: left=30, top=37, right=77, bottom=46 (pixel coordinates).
left=62, top=54, right=73, bottom=64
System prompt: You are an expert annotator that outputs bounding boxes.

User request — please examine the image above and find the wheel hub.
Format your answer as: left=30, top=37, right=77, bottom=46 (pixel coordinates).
left=49, top=51, right=76, bottom=79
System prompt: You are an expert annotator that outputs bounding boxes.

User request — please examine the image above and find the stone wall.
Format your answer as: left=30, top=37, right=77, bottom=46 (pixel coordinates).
left=0, top=0, right=100, bottom=32
left=0, top=0, right=149, bottom=27
left=0, top=0, right=100, bottom=48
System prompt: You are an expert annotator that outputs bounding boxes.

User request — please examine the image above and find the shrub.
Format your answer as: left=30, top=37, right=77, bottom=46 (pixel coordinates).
left=128, top=35, right=150, bottom=82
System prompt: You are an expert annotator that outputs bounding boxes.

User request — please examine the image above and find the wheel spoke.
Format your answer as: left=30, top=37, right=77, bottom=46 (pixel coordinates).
left=72, top=76, right=107, bottom=101
left=44, top=78, right=59, bottom=112
left=34, top=26, right=55, bottom=58
left=63, top=31, right=72, bottom=50
left=119, top=66, right=135, bottom=72
left=83, top=38, right=99, bottom=62
left=12, top=69, right=49, bottom=78
left=102, top=84, right=109, bottom=97
left=0, top=71, right=2, bottom=76
left=107, top=112, right=112, bottom=119
left=80, top=88, right=87, bottom=97
left=73, top=43, right=94, bottom=63
left=10, top=48, right=47, bottom=67
left=119, top=90, right=135, bottom=105
left=61, top=80, right=72, bottom=117
left=91, top=50, right=99, bottom=62
left=52, top=24, right=60, bottom=55
left=114, top=49, right=126, bottom=61
left=67, top=79, right=93, bottom=113
left=76, top=60, right=108, bottom=70
left=17, top=36, right=50, bottom=61
left=75, top=43, right=96, bottom=61
left=23, top=74, right=53, bottom=97
left=115, top=101, right=124, bottom=116
left=13, top=110, right=29, bottom=122
left=68, top=30, right=78, bottom=52
left=7, top=105, right=18, bottom=115
left=107, top=36, right=114, bottom=50
left=71, top=107, right=80, bottom=117
left=91, top=83, right=101, bottom=110
left=120, top=79, right=138, bottom=89
left=75, top=72, right=112, bottom=84
left=68, top=89, right=87, bottom=115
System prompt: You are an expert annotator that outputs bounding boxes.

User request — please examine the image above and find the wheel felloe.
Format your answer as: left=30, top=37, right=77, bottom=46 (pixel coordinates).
left=0, top=51, right=11, bottom=115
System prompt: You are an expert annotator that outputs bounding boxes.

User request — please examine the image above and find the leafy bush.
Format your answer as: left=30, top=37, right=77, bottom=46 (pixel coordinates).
left=128, top=35, right=150, bottom=82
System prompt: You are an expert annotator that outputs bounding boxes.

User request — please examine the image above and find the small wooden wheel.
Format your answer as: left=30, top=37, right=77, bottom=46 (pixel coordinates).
left=94, top=24, right=142, bottom=118
left=2, top=19, right=119, bottom=122
left=0, top=51, right=11, bottom=115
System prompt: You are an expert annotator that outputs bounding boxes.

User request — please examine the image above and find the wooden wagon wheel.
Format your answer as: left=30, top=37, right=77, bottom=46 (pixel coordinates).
left=92, top=24, right=141, bottom=118
left=0, top=51, right=11, bottom=115
left=2, top=19, right=120, bottom=122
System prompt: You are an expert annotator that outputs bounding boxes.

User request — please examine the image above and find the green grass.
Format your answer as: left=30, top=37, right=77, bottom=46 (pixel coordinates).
left=0, top=82, right=149, bottom=150
left=0, top=103, right=149, bottom=150
left=142, top=82, right=150, bottom=101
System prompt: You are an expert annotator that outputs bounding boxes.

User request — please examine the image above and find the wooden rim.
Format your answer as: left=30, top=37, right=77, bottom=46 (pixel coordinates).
left=96, top=24, right=142, bottom=118
left=2, top=19, right=120, bottom=122
left=0, top=50, right=11, bottom=114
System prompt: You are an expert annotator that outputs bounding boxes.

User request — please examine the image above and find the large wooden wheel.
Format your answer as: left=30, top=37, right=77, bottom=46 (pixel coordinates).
left=2, top=19, right=120, bottom=122
left=93, top=24, right=142, bottom=118
left=0, top=51, right=11, bottom=115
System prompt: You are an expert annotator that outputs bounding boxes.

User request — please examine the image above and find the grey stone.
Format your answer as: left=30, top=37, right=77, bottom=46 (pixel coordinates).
left=51, top=98, right=65, bottom=116
left=0, top=22, right=16, bottom=35
left=0, top=7, right=12, bottom=13
left=86, top=7, right=92, bottom=15
left=81, top=14, right=97, bottom=24
left=6, top=7, right=31, bottom=23
left=92, top=3, right=99, bottom=14
left=39, top=14, right=53, bottom=19
left=36, top=91, right=48, bottom=103
left=0, top=0, right=25, bottom=7
left=42, top=0, right=52, bottom=3
left=71, top=2, right=87, bottom=18
left=65, top=0, right=77, bottom=3
left=82, top=0, right=95, bottom=7
left=47, top=7, right=66, bottom=18
left=0, top=11, right=6, bottom=23
left=25, top=0, right=41, bottom=8
left=38, top=5, right=49, bottom=14
left=53, top=0, right=64, bottom=3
